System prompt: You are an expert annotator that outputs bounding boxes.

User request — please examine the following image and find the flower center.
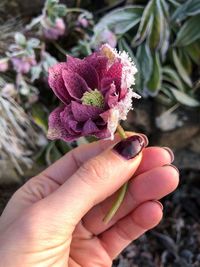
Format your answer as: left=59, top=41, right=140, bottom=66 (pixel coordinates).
left=81, top=89, right=104, bottom=108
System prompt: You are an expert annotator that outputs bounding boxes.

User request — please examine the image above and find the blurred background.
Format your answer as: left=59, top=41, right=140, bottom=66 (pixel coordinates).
left=0, top=0, right=200, bottom=266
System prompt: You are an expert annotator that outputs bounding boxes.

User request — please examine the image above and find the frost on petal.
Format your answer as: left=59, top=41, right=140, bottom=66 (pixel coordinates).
left=119, top=51, right=138, bottom=89
left=47, top=106, right=66, bottom=140
left=117, top=90, right=141, bottom=120
left=101, top=109, right=119, bottom=140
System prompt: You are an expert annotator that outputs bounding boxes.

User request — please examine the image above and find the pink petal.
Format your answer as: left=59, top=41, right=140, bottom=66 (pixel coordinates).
left=106, top=61, right=122, bottom=91
left=86, top=54, right=108, bottom=81
left=71, top=101, right=102, bottom=122
left=48, top=63, right=71, bottom=104
left=83, top=119, right=99, bottom=135
left=60, top=106, right=82, bottom=135
left=62, top=69, right=89, bottom=100
left=67, top=55, right=99, bottom=89
left=47, top=106, right=75, bottom=141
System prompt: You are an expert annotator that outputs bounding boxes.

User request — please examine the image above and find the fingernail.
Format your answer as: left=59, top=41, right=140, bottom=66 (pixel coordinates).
left=163, top=164, right=179, bottom=175
left=163, top=147, right=174, bottom=162
left=153, top=200, right=163, bottom=211
left=113, top=135, right=145, bottom=160
left=139, top=134, right=149, bottom=147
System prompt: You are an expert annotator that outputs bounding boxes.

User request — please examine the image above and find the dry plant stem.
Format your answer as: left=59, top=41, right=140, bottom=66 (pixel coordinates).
left=103, top=124, right=128, bottom=224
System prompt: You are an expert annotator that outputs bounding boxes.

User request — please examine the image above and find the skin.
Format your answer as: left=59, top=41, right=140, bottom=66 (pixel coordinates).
left=0, top=133, right=179, bottom=267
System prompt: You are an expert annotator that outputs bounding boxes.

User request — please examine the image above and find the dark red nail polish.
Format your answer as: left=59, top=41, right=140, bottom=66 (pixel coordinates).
left=113, top=135, right=144, bottom=160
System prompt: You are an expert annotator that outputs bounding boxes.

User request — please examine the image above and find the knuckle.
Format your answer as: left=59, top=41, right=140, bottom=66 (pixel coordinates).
left=79, top=157, right=109, bottom=185
left=115, top=222, right=134, bottom=241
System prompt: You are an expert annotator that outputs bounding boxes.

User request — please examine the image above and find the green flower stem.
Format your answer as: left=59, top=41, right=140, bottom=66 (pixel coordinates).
left=103, top=124, right=128, bottom=224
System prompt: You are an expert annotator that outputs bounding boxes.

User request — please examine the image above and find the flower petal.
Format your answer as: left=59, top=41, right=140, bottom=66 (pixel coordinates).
left=86, top=54, right=108, bottom=81
left=67, top=55, right=99, bottom=89
left=83, top=119, right=99, bottom=135
left=60, top=105, right=83, bottom=135
left=47, top=106, right=76, bottom=141
left=48, top=63, right=71, bottom=104
left=62, top=69, right=89, bottom=100
left=71, top=101, right=103, bottom=122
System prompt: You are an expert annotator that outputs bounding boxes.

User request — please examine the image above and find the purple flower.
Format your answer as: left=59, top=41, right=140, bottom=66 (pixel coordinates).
left=43, top=18, right=65, bottom=40
left=77, top=16, right=89, bottom=28
left=47, top=44, right=140, bottom=142
left=11, top=56, right=36, bottom=74
left=0, top=59, right=9, bottom=72
left=93, top=28, right=117, bottom=49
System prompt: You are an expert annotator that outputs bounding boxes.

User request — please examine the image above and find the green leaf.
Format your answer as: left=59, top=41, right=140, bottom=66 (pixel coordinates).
left=15, top=32, right=26, bottom=46
left=94, top=6, right=144, bottom=35
left=31, top=65, right=42, bottom=82
left=133, top=0, right=154, bottom=45
left=32, top=104, right=48, bottom=131
left=184, top=41, right=200, bottom=64
left=54, top=4, right=67, bottom=17
left=45, top=142, right=62, bottom=165
left=169, top=87, right=200, bottom=107
left=172, top=49, right=192, bottom=87
left=118, top=38, right=136, bottom=60
left=172, top=0, right=200, bottom=22
left=175, top=15, right=200, bottom=46
left=136, top=43, right=153, bottom=85
left=162, top=66, right=185, bottom=91
left=27, top=38, right=40, bottom=48
left=148, top=0, right=165, bottom=50
left=146, top=52, right=162, bottom=95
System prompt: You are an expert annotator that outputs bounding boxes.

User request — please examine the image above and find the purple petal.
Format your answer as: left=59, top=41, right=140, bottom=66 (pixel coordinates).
left=86, top=54, right=108, bottom=81
left=60, top=105, right=83, bottom=135
left=62, top=69, right=89, bottom=100
left=47, top=106, right=76, bottom=141
left=71, top=101, right=102, bottom=122
left=67, top=55, right=99, bottom=89
left=82, top=119, right=99, bottom=135
left=106, top=62, right=122, bottom=91
left=95, top=128, right=111, bottom=139
left=48, top=63, right=71, bottom=104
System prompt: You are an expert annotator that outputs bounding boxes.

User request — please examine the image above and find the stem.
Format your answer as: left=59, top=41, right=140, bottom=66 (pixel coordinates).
left=103, top=182, right=128, bottom=224
left=52, top=42, right=67, bottom=56
left=117, top=124, right=127, bottom=139
left=103, top=124, right=128, bottom=224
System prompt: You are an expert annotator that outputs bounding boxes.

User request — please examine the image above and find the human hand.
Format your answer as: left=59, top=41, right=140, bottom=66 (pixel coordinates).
left=0, top=133, right=179, bottom=267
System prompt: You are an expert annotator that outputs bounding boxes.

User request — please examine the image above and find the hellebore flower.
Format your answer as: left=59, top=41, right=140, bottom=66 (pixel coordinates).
left=93, top=28, right=117, bottom=49
left=77, top=15, right=89, bottom=28
left=0, top=58, right=9, bottom=72
left=47, top=44, right=140, bottom=142
left=11, top=56, right=36, bottom=74
left=43, top=18, right=65, bottom=40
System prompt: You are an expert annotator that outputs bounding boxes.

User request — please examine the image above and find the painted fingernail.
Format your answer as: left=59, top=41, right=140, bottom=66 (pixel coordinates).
left=153, top=200, right=164, bottom=211
left=139, top=134, right=149, bottom=147
left=163, top=164, right=179, bottom=175
left=113, top=135, right=145, bottom=160
left=163, top=147, right=174, bottom=162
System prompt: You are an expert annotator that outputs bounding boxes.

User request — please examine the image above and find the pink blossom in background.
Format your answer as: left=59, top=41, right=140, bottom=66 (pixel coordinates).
left=95, top=28, right=117, bottom=48
left=47, top=44, right=140, bottom=142
left=0, top=59, right=9, bottom=72
left=43, top=18, right=65, bottom=40
left=77, top=16, right=89, bottom=28
left=11, top=56, right=37, bottom=74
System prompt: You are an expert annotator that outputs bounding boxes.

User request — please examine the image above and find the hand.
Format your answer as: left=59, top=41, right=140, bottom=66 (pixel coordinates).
left=0, top=133, right=179, bottom=267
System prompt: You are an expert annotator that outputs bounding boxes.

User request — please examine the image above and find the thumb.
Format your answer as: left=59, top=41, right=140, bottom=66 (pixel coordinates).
left=40, top=135, right=145, bottom=228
